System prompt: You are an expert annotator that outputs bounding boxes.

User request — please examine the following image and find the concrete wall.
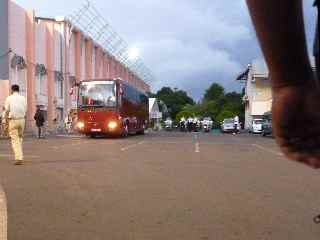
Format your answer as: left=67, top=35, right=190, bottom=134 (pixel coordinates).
left=9, top=1, right=26, bottom=57
left=35, top=21, right=48, bottom=106
left=244, top=67, right=272, bottom=129
left=0, top=0, right=9, bottom=81
left=69, top=35, right=76, bottom=76
left=9, top=1, right=27, bottom=96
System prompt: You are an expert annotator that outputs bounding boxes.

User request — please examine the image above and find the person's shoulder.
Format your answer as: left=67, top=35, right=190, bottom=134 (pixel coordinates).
left=5, top=95, right=12, bottom=103
left=19, top=95, right=26, bottom=101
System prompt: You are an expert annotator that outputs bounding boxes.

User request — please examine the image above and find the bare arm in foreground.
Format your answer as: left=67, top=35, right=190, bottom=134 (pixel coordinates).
left=246, top=0, right=320, bottom=168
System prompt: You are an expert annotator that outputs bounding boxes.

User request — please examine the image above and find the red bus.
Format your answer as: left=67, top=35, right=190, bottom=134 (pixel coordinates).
left=76, top=79, right=149, bottom=137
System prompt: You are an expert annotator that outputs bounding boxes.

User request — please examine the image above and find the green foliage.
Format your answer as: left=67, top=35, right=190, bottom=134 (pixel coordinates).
left=199, top=100, right=219, bottom=119
left=155, top=87, right=194, bottom=119
left=216, top=110, right=234, bottom=123
left=175, top=110, right=194, bottom=122
left=154, top=83, right=244, bottom=123
left=204, top=83, right=225, bottom=101
left=146, top=92, right=156, bottom=98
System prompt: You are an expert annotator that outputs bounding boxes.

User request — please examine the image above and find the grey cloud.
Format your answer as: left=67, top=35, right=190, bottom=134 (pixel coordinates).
left=16, top=0, right=318, bottom=99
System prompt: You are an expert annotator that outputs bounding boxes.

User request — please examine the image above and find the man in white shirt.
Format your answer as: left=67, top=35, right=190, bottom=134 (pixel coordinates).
left=4, top=85, right=27, bottom=165
left=233, top=115, right=240, bottom=135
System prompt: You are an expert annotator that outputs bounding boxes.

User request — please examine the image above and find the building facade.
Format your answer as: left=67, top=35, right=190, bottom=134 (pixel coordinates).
left=237, top=61, right=272, bottom=129
left=0, top=0, right=150, bottom=129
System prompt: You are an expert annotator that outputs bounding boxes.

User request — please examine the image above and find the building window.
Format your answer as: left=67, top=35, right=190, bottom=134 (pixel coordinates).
left=35, top=64, right=48, bottom=96
left=56, top=108, right=64, bottom=122
left=10, top=55, right=27, bottom=95
left=54, top=71, right=64, bottom=99
left=39, top=75, right=47, bottom=96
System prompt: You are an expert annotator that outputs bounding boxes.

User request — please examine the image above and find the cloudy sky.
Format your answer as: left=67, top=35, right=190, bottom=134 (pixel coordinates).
left=15, top=0, right=317, bottom=100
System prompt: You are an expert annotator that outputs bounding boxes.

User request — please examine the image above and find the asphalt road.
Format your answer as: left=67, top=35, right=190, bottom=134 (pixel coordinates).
left=1, top=131, right=320, bottom=240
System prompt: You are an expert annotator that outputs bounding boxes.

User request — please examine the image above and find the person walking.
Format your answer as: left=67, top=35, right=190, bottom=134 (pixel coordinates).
left=34, top=106, right=45, bottom=139
left=246, top=0, right=320, bottom=168
left=4, top=85, right=27, bottom=165
left=233, top=115, right=240, bottom=135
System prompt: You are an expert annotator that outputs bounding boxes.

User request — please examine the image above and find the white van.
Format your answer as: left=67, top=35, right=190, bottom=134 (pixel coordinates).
left=249, top=119, right=264, bottom=134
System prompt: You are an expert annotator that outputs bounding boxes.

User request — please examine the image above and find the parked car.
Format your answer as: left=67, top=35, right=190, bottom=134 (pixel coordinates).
left=221, top=118, right=235, bottom=133
left=202, top=117, right=213, bottom=132
left=164, top=118, right=173, bottom=131
left=249, top=119, right=264, bottom=134
left=261, top=112, right=272, bottom=137
left=261, top=119, right=272, bottom=136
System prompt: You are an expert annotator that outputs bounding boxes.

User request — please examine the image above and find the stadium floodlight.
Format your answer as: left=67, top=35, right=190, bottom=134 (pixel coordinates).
left=68, top=0, right=155, bottom=84
left=127, top=47, right=140, bottom=61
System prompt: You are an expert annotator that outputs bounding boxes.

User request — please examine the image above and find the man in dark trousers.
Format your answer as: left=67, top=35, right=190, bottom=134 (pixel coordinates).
left=34, top=106, right=45, bottom=139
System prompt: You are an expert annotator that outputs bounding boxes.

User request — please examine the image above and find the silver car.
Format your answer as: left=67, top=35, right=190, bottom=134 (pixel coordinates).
left=221, top=118, right=235, bottom=133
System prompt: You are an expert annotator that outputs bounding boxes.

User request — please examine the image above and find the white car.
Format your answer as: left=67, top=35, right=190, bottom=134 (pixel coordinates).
left=202, top=117, right=213, bottom=132
left=164, top=118, right=173, bottom=130
left=221, top=118, right=235, bottom=133
left=249, top=119, right=264, bottom=133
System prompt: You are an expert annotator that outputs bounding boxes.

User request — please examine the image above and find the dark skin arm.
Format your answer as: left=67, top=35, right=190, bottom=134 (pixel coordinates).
left=246, top=0, right=320, bottom=168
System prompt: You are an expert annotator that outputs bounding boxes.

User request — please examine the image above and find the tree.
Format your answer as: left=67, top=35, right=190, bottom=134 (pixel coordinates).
left=216, top=110, right=234, bottom=123
left=175, top=110, right=194, bottom=122
left=204, top=83, right=225, bottom=102
left=199, top=100, right=219, bottom=120
left=155, top=87, right=194, bottom=119
left=146, top=92, right=156, bottom=98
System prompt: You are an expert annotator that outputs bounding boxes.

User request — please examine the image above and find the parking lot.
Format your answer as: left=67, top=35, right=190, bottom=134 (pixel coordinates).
left=0, top=131, right=320, bottom=240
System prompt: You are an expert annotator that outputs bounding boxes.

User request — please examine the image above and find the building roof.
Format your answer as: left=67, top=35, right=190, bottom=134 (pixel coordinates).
left=149, top=98, right=159, bottom=113
left=236, top=59, right=269, bottom=81
left=251, top=59, right=269, bottom=77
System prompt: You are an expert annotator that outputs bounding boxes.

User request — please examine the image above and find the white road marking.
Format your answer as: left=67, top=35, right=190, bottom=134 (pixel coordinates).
left=121, top=141, right=145, bottom=151
left=0, top=154, right=40, bottom=159
left=194, top=134, right=200, bottom=153
left=252, top=144, right=284, bottom=157
left=55, top=135, right=84, bottom=138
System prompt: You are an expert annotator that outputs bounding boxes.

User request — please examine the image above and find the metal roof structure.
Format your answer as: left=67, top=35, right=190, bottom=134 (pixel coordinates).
left=68, top=0, right=155, bottom=84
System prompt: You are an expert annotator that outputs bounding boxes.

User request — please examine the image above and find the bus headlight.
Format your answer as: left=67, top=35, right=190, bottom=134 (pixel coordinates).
left=77, top=122, right=85, bottom=129
left=108, top=121, right=117, bottom=130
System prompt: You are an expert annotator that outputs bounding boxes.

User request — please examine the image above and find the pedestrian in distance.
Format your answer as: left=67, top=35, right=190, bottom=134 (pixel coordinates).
left=34, top=106, right=45, bottom=139
left=4, top=85, right=27, bottom=165
left=246, top=0, right=320, bottom=168
left=64, top=114, right=72, bottom=134
left=233, top=115, right=240, bottom=135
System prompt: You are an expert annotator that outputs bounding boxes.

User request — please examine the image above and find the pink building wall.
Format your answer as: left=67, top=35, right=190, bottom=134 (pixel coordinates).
left=8, top=1, right=27, bottom=95
left=69, top=35, right=76, bottom=76
left=9, top=2, right=26, bottom=57
left=0, top=0, right=151, bottom=130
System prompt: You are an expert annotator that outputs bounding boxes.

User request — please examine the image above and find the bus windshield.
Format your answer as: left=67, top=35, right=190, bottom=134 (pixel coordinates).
left=79, top=81, right=117, bottom=107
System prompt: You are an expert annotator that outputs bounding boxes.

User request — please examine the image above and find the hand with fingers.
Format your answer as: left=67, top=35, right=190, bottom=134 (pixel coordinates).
left=272, top=83, right=320, bottom=168
left=246, top=0, right=320, bottom=168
